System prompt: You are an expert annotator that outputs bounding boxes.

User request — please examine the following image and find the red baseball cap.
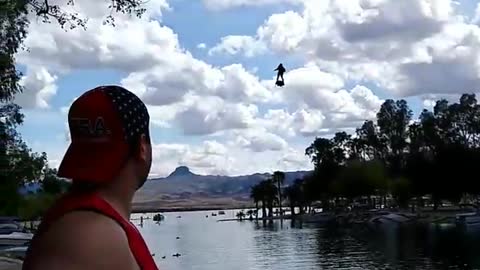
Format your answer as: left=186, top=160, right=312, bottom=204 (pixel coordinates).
left=58, top=85, right=150, bottom=183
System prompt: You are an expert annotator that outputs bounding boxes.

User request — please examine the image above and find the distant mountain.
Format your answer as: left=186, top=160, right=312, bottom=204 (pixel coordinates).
left=167, top=166, right=196, bottom=178
left=133, top=167, right=312, bottom=204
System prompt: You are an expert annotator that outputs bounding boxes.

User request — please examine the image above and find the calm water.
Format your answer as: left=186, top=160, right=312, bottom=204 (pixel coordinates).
left=132, top=210, right=480, bottom=270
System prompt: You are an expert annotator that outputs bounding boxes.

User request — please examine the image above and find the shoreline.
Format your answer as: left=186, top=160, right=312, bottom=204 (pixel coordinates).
left=131, top=204, right=254, bottom=214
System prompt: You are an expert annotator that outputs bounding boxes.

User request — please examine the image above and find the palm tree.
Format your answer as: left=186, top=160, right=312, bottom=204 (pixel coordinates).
left=273, top=171, right=285, bottom=217
left=285, top=178, right=303, bottom=217
left=236, top=211, right=246, bottom=221
left=250, top=185, right=262, bottom=220
left=250, top=180, right=278, bottom=219
left=261, top=180, right=278, bottom=217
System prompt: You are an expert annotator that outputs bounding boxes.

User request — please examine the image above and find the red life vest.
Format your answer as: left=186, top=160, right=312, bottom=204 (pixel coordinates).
left=30, top=192, right=158, bottom=270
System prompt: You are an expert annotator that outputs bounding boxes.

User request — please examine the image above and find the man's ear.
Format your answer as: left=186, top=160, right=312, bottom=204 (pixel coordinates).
left=138, top=134, right=150, bottom=162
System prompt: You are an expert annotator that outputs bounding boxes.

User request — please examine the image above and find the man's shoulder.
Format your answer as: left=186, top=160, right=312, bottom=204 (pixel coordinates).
left=24, top=211, right=138, bottom=270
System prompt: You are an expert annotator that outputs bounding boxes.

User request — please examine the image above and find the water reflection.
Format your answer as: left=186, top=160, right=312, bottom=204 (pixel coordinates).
left=134, top=211, right=480, bottom=270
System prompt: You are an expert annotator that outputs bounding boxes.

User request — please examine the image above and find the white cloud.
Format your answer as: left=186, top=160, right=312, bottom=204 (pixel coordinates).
left=208, top=0, right=478, bottom=99
left=174, top=95, right=258, bottom=135
left=208, top=35, right=267, bottom=57
left=149, top=140, right=311, bottom=177
left=215, top=64, right=273, bottom=102
left=202, top=0, right=303, bottom=11
left=231, top=128, right=288, bottom=152
left=275, top=65, right=383, bottom=129
left=197, top=43, right=207, bottom=49
left=16, top=67, right=58, bottom=109
left=257, top=10, right=308, bottom=53
left=473, top=3, right=480, bottom=25
left=17, top=0, right=174, bottom=73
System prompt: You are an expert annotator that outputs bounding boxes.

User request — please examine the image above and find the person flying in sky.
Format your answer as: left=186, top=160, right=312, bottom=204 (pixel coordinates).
left=274, top=63, right=286, bottom=86
left=274, top=63, right=285, bottom=86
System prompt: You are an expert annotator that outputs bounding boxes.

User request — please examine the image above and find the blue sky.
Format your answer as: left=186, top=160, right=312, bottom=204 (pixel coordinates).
left=14, top=0, right=480, bottom=177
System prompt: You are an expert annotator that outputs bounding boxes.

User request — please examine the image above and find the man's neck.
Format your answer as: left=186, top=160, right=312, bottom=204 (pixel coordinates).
left=97, top=183, right=135, bottom=220
left=101, top=192, right=133, bottom=220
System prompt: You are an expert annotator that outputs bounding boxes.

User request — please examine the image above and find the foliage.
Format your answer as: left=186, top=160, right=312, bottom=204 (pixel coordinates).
left=284, top=178, right=305, bottom=215
left=17, top=192, right=57, bottom=220
left=236, top=211, right=246, bottom=221
left=390, top=177, right=411, bottom=209
left=272, top=171, right=285, bottom=214
left=250, top=179, right=277, bottom=218
left=254, top=93, right=480, bottom=212
left=0, top=0, right=29, bottom=102
left=333, top=160, right=388, bottom=200
left=41, top=168, right=71, bottom=194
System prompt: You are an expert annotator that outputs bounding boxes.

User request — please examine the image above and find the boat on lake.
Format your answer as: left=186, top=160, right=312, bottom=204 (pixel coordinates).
left=0, top=223, right=23, bottom=235
left=1, top=246, right=28, bottom=260
left=455, top=212, right=480, bottom=227
left=368, top=212, right=416, bottom=226
left=153, top=214, right=165, bottom=222
left=0, top=217, right=24, bottom=235
left=218, top=211, right=226, bottom=215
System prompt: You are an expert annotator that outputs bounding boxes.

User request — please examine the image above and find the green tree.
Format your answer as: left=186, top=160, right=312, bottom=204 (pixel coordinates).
left=255, top=180, right=277, bottom=218
left=356, top=120, right=385, bottom=160
left=250, top=180, right=277, bottom=219
left=41, top=168, right=71, bottom=195
left=0, top=1, right=28, bottom=101
left=285, top=178, right=304, bottom=217
left=306, top=138, right=336, bottom=167
left=391, top=177, right=412, bottom=209
left=236, top=211, right=246, bottom=221
left=272, top=171, right=285, bottom=217
left=333, top=160, right=387, bottom=207
left=376, top=99, right=412, bottom=176
left=250, top=184, right=262, bottom=220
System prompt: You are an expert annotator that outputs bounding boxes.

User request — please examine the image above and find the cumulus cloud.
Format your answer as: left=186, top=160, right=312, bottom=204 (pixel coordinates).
left=174, top=95, right=258, bottom=135
left=18, top=1, right=175, bottom=73
left=209, top=0, right=478, bottom=99
left=150, top=140, right=310, bottom=177
left=231, top=128, right=288, bottom=152
left=273, top=65, right=383, bottom=131
left=208, top=35, right=267, bottom=57
left=257, top=10, right=308, bottom=53
left=334, top=0, right=451, bottom=43
left=202, top=0, right=303, bottom=11
left=16, top=67, right=58, bottom=109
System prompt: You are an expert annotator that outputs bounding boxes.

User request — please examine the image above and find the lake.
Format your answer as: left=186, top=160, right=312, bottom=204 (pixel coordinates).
left=133, top=210, right=480, bottom=270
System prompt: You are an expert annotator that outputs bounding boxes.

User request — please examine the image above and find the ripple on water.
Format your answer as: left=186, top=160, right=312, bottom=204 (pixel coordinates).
left=133, top=211, right=480, bottom=270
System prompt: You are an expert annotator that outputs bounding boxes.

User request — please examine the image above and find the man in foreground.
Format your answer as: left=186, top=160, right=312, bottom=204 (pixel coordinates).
left=22, top=85, right=158, bottom=270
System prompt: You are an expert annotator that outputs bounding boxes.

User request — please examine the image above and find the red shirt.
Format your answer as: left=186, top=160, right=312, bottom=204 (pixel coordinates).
left=29, top=192, right=158, bottom=270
